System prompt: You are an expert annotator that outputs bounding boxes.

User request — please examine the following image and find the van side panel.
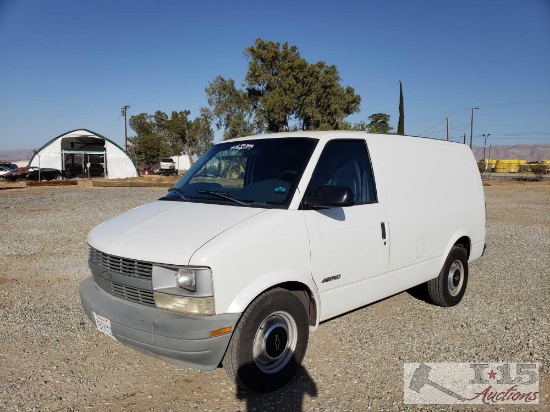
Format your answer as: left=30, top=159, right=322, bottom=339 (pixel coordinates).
left=188, top=209, right=317, bottom=317
left=367, top=136, right=485, bottom=297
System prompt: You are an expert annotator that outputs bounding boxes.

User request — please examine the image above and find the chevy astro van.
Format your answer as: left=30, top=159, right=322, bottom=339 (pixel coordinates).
left=80, top=131, right=486, bottom=392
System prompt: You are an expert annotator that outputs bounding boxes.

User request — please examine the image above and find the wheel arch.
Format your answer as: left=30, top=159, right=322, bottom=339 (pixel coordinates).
left=454, top=235, right=471, bottom=258
left=441, top=232, right=471, bottom=268
left=224, top=273, right=320, bottom=330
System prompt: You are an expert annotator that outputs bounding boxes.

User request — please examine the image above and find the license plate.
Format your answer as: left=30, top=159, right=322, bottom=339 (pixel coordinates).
left=93, top=311, right=117, bottom=340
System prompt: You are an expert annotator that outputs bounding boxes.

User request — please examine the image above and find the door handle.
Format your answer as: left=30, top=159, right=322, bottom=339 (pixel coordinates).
left=380, top=222, right=386, bottom=240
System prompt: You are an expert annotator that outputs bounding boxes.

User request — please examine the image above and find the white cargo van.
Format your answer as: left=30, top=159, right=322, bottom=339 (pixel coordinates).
left=80, top=131, right=486, bottom=392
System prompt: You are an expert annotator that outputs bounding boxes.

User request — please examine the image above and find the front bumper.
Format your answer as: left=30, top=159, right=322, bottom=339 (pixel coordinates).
left=79, top=277, right=240, bottom=370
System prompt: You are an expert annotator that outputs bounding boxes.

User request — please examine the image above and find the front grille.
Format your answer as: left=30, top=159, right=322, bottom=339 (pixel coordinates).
left=89, top=247, right=153, bottom=279
left=89, top=246, right=155, bottom=307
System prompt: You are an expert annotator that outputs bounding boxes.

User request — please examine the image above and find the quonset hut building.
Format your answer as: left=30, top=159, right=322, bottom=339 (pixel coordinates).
left=28, top=129, right=138, bottom=179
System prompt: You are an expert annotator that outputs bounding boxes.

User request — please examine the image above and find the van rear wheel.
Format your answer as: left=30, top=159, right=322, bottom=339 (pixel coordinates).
left=427, top=246, right=468, bottom=307
left=223, top=288, right=309, bottom=393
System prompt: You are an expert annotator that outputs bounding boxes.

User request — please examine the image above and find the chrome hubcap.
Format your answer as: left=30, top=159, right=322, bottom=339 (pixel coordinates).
left=253, top=311, right=297, bottom=374
left=448, top=260, right=464, bottom=296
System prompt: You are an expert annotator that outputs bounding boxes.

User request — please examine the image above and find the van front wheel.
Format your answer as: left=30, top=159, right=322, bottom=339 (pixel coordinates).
left=223, top=288, right=309, bottom=393
left=427, top=246, right=468, bottom=307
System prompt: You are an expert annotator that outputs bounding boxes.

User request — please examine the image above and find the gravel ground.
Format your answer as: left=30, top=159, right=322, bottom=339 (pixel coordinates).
left=0, top=181, right=548, bottom=411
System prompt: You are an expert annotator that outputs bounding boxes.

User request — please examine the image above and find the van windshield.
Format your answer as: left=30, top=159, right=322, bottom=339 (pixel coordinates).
left=163, top=138, right=317, bottom=208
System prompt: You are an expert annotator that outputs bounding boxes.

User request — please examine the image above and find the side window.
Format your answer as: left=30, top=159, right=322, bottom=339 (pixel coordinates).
left=305, top=140, right=377, bottom=205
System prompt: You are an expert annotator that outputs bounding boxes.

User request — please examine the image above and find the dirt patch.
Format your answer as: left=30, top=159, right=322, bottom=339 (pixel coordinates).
left=27, top=180, right=78, bottom=187
left=92, top=175, right=180, bottom=187
left=483, top=180, right=550, bottom=225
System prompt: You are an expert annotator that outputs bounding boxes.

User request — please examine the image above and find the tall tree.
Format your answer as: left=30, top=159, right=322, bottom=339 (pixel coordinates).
left=339, top=120, right=369, bottom=131
left=167, top=110, right=191, bottom=164
left=206, top=38, right=362, bottom=135
left=297, top=61, right=361, bottom=130
left=187, top=109, right=214, bottom=163
left=244, top=39, right=308, bottom=132
left=398, top=81, right=405, bottom=135
left=204, top=76, right=254, bottom=140
left=128, top=112, right=170, bottom=166
left=128, top=110, right=213, bottom=167
left=168, top=110, right=214, bottom=166
left=367, top=113, right=393, bottom=134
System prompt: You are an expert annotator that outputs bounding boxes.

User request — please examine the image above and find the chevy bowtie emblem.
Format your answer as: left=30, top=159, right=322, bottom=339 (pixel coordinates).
left=101, top=271, right=112, bottom=281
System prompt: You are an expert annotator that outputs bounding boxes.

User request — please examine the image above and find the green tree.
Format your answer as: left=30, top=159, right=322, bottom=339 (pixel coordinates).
left=367, top=113, right=393, bottom=134
left=398, top=81, right=405, bottom=135
left=206, top=38, right=362, bottom=136
left=168, top=110, right=214, bottom=166
left=297, top=61, right=361, bottom=130
left=187, top=109, right=214, bottom=163
left=129, top=109, right=214, bottom=167
left=244, top=39, right=308, bottom=132
left=128, top=111, right=170, bottom=166
left=338, top=120, right=369, bottom=131
left=204, top=76, right=254, bottom=140
left=167, top=110, right=191, bottom=164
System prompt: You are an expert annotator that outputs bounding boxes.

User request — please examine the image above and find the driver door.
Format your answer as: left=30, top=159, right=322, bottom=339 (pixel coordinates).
left=303, top=139, right=389, bottom=321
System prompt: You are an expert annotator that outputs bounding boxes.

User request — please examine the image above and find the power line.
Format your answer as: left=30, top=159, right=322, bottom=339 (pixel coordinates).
left=449, top=122, right=470, bottom=131
left=418, top=118, right=447, bottom=136
left=477, top=99, right=550, bottom=109
left=407, top=100, right=550, bottom=128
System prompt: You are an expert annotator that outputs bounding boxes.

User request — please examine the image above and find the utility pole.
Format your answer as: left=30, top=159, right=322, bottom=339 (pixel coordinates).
left=488, top=144, right=492, bottom=178
left=446, top=117, right=449, bottom=141
left=466, top=107, right=479, bottom=149
left=482, top=133, right=490, bottom=171
left=121, top=105, right=130, bottom=152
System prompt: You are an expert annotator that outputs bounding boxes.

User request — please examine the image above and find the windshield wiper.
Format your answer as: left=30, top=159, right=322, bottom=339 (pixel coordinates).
left=167, top=187, right=190, bottom=201
left=195, top=190, right=250, bottom=207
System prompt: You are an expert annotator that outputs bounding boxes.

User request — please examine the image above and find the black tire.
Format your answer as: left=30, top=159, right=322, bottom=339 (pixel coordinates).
left=427, top=246, right=468, bottom=307
left=223, top=288, right=309, bottom=393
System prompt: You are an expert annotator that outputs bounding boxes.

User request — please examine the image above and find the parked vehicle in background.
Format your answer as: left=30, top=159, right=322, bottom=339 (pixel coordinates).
left=139, top=166, right=155, bottom=175
left=88, top=163, right=104, bottom=177
left=27, top=168, right=64, bottom=181
left=0, top=166, right=14, bottom=176
left=3, top=166, right=64, bottom=181
left=80, top=131, right=487, bottom=393
left=0, top=162, right=19, bottom=171
left=1, top=166, right=30, bottom=181
left=159, top=158, right=177, bottom=175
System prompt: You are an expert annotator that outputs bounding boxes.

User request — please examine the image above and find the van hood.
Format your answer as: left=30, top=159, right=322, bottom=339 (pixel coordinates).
left=87, top=200, right=267, bottom=265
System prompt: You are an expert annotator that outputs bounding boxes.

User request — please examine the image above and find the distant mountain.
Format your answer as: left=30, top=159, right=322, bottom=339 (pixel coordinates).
left=0, top=149, right=34, bottom=162
left=471, top=144, right=550, bottom=162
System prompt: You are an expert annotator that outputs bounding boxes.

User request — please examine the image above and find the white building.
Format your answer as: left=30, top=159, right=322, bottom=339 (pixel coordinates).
left=29, top=129, right=138, bottom=179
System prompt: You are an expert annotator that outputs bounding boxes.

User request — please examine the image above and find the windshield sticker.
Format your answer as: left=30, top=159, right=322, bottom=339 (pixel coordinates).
left=230, top=143, right=254, bottom=150
left=274, top=187, right=286, bottom=193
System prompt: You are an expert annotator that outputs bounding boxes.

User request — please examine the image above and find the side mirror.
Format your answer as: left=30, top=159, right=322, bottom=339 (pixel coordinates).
left=310, top=185, right=355, bottom=209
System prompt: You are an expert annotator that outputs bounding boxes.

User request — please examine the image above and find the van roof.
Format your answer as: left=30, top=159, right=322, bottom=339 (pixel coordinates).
left=224, top=131, right=463, bottom=145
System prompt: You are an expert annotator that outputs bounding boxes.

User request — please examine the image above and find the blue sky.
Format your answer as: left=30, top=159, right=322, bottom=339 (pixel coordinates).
left=1, top=0, right=549, bottom=150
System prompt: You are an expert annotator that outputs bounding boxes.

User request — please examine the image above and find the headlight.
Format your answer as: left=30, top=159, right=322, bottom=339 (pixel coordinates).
left=152, top=265, right=214, bottom=315
left=154, top=293, right=215, bottom=316
left=176, top=268, right=196, bottom=291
